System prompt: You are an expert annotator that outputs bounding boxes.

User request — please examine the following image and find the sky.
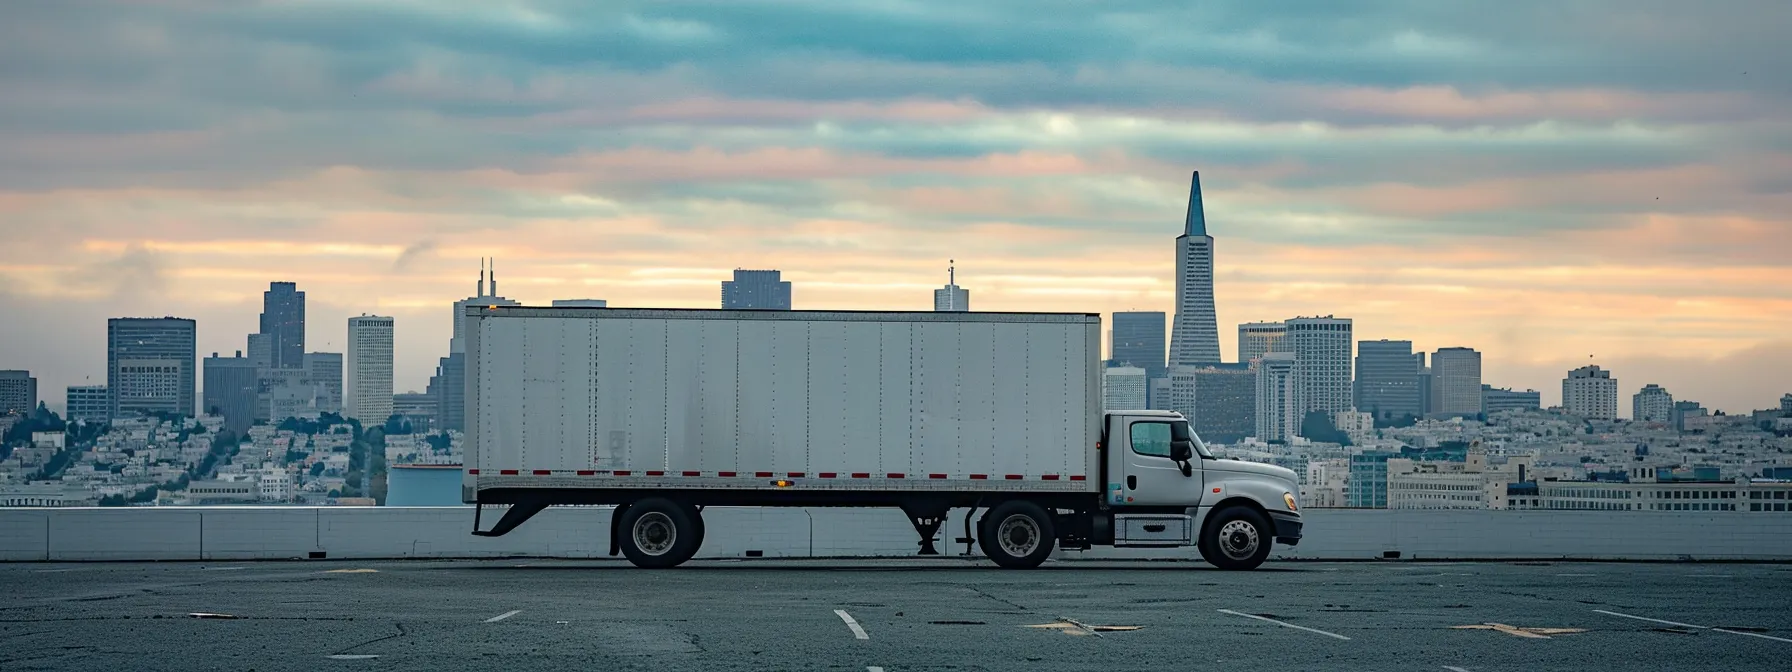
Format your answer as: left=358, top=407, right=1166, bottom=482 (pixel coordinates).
left=2, top=0, right=1789, bottom=414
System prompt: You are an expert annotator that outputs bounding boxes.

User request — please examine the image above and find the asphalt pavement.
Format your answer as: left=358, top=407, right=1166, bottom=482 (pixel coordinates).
left=2, top=557, right=1788, bottom=671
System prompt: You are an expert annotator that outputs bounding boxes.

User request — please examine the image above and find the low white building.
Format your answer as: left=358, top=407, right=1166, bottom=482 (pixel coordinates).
left=258, top=468, right=293, bottom=503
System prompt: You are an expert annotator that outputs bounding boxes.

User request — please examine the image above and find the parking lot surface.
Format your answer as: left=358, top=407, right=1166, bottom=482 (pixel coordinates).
left=2, top=558, right=1788, bottom=671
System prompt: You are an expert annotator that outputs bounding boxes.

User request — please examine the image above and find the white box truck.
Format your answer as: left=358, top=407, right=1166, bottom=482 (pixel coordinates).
left=464, top=306, right=1303, bottom=569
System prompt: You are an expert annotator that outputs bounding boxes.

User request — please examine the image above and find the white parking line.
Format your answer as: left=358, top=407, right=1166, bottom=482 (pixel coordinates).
left=1553, top=573, right=1596, bottom=578
left=1594, top=609, right=1792, bottom=644
left=1217, top=609, right=1352, bottom=641
left=835, top=609, right=870, bottom=640
left=1444, top=667, right=1472, bottom=672
left=484, top=610, right=522, bottom=623
left=868, top=667, right=886, bottom=672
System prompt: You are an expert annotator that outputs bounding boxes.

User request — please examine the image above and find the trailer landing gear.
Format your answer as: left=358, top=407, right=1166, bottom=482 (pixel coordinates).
left=900, top=503, right=949, bottom=556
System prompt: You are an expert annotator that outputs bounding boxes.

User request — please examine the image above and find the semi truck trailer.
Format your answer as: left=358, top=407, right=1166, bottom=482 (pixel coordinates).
left=464, top=306, right=1303, bottom=570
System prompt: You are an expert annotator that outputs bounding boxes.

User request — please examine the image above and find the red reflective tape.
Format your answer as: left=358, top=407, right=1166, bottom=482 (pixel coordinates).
left=755, top=472, right=774, bottom=478
left=682, top=471, right=701, bottom=477
left=787, top=472, right=805, bottom=478
left=969, top=474, right=988, bottom=480
left=1042, top=474, right=1061, bottom=481
left=467, top=469, right=480, bottom=475
left=819, top=472, right=838, bottom=478
left=499, top=469, right=519, bottom=475
left=929, top=473, right=948, bottom=479
left=532, top=470, right=552, bottom=475
left=1069, top=475, right=1087, bottom=481
left=576, top=470, right=596, bottom=476
left=851, top=472, right=871, bottom=479
left=1005, top=474, right=1023, bottom=480
left=719, top=471, right=737, bottom=477
left=612, top=470, right=632, bottom=476
left=646, top=471, right=665, bottom=476
left=887, top=473, right=906, bottom=479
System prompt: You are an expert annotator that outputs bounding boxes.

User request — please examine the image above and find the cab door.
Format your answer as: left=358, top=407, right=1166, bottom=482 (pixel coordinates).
left=1113, top=416, right=1204, bottom=507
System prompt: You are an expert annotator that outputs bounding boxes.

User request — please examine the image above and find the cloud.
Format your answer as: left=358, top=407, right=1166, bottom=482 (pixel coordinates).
left=392, top=239, right=440, bottom=272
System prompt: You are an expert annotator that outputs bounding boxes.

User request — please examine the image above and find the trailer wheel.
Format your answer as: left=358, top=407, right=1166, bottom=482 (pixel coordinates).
left=617, top=498, right=700, bottom=569
left=1199, top=506, right=1272, bottom=571
left=979, top=501, right=1056, bottom=569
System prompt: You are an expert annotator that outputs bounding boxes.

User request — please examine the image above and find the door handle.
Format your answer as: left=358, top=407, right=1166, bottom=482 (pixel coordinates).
left=1126, top=475, right=1136, bottom=490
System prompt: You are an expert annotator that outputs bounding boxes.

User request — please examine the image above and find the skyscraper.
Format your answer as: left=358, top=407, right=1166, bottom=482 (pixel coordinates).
left=202, top=352, right=257, bottom=433
left=551, top=299, right=608, bottom=308
left=1430, top=347, right=1483, bottom=418
left=1102, top=366, right=1148, bottom=411
left=258, top=282, right=306, bottom=370
left=722, top=269, right=792, bottom=310
left=65, top=385, right=109, bottom=423
left=1111, top=312, right=1167, bottom=380
left=933, top=261, right=970, bottom=312
left=1633, top=384, right=1674, bottom=423
left=1187, top=364, right=1256, bottom=444
left=439, top=259, right=519, bottom=431
left=1238, top=322, right=1286, bottom=364
left=1482, top=385, right=1541, bottom=414
left=347, top=315, right=395, bottom=422
left=1286, top=316, right=1354, bottom=415
left=1354, top=340, right=1421, bottom=422
left=1564, top=365, right=1618, bottom=420
left=451, top=258, right=520, bottom=354
left=1169, top=171, right=1221, bottom=367
left=1255, top=353, right=1300, bottom=443
left=305, top=352, right=343, bottom=414
left=108, top=317, right=197, bottom=417
left=0, top=370, right=36, bottom=416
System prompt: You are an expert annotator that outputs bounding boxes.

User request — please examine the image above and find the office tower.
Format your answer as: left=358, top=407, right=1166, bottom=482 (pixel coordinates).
left=1563, top=365, right=1618, bottom=420
left=0, top=370, right=36, bottom=416
left=1414, top=352, right=1433, bottom=416
left=306, top=352, right=343, bottom=414
left=1354, top=340, right=1421, bottom=422
left=722, top=269, right=793, bottom=310
left=1672, top=400, right=1708, bottom=432
left=428, top=353, right=467, bottom=432
left=1430, top=347, right=1483, bottom=418
left=1285, top=316, right=1354, bottom=414
left=1169, top=171, right=1221, bottom=367
left=392, top=392, right=437, bottom=433
left=551, top=299, right=608, bottom=308
left=452, top=258, right=521, bottom=354
left=1149, top=378, right=1174, bottom=412
left=346, top=315, right=395, bottom=422
left=1349, top=450, right=1398, bottom=508
left=1633, top=384, right=1675, bottom=423
left=1111, top=312, right=1167, bottom=380
left=1102, top=366, right=1148, bottom=411
left=1255, top=353, right=1300, bottom=442
left=1238, top=322, right=1286, bottom=364
left=933, top=261, right=970, bottom=312
left=258, top=282, right=306, bottom=370
left=65, top=385, right=109, bottom=422
left=1187, top=364, right=1256, bottom=444
left=202, top=352, right=258, bottom=434
left=1482, top=385, right=1542, bottom=414
left=107, top=317, right=197, bottom=418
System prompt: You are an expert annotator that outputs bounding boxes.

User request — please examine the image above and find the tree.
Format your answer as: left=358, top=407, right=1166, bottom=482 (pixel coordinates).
left=1299, top=411, right=1353, bottom=446
left=309, top=462, right=325, bottom=477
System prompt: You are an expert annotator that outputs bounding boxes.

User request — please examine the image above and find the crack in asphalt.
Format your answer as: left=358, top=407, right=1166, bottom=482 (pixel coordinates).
left=335, top=622, right=408, bottom=655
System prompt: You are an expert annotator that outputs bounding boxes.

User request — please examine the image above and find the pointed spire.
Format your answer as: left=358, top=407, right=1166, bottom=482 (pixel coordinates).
left=948, top=259, right=956, bottom=287
left=478, top=258, right=487, bottom=296
left=1184, top=170, right=1207, bottom=237
left=489, top=257, right=497, bottom=296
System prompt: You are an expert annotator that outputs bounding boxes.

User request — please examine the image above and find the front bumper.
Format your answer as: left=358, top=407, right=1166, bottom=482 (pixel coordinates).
left=1268, top=511, right=1303, bottom=546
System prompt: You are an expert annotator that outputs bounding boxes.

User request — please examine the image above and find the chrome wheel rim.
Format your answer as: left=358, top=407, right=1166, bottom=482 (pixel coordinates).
left=633, top=512, right=676, bottom=556
left=996, top=514, right=1041, bottom=558
left=1219, top=519, right=1260, bottom=560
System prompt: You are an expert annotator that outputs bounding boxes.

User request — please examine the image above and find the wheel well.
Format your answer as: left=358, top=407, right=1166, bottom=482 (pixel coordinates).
left=1204, top=497, right=1270, bottom=533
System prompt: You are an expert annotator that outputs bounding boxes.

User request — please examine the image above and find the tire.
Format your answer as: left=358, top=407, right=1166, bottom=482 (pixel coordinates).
left=978, top=501, right=1056, bottom=569
left=1199, top=506, right=1272, bottom=571
left=616, top=498, right=701, bottom=569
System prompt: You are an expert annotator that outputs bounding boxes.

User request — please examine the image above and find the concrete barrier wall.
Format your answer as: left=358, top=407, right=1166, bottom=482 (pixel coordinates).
left=3, top=507, right=1790, bottom=562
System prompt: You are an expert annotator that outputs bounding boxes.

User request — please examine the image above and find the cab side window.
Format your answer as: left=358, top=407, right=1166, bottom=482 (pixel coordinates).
left=1130, top=422, right=1172, bottom=458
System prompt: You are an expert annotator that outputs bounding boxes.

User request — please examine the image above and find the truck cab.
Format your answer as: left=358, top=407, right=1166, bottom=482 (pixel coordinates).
left=1098, top=411, right=1303, bottom=569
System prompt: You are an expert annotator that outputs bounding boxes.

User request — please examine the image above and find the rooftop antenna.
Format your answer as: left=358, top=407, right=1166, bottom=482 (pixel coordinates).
left=478, top=258, right=487, bottom=297
left=489, top=257, right=497, bottom=296
left=948, top=259, right=956, bottom=287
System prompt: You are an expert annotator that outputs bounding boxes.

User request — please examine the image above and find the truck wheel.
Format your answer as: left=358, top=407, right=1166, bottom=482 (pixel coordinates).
left=979, top=501, right=1056, bottom=569
left=617, top=498, right=700, bottom=569
left=1199, top=506, right=1272, bottom=571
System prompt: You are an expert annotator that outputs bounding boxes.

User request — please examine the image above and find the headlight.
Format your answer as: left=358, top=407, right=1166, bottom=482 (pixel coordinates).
left=1283, top=492, right=1299, bottom=511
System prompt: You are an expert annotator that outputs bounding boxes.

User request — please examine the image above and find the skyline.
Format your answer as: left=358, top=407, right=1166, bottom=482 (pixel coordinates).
left=1, top=1, right=1789, bottom=412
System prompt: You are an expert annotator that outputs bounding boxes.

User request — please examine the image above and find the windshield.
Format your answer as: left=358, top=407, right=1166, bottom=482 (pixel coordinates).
left=1172, top=420, right=1215, bottom=459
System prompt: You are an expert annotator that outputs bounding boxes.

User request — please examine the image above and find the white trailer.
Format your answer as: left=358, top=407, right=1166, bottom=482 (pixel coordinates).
left=465, top=307, right=1304, bottom=569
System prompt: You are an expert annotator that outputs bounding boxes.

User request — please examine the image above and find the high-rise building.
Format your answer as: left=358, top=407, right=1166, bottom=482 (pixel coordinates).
left=1563, top=365, right=1618, bottom=420
left=1633, top=384, right=1675, bottom=423
left=1185, top=363, right=1255, bottom=444
left=1102, top=366, right=1148, bottom=411
left=1255, top=353, right=1300, bottom=443
left=428, top=353, right=467, bottom=432
left=392, top=392, right=437, bottom=433
left=1111, top=312, right=1167, bottom=380
left=346, top=315, right=395, bottom=422
left=306, top=352, right=343, bottom=414
left=1482, top=385, right=1542, bottom=414
left=1672, top=400, right=1708, bottom=432
left=1238, top=322, right=1286, bottom=364
left=551, top=299, right=608, bottom=308
left=0, top=370, right=37, bottom=416
left=202, top=352, right=258, bottom=434
left=1430, top=347, right=1483, bottom=418
left=1781, top=393, right=1791, bottom=414
left=258, top=282, right=306, bottom=370
left=65, top=385, right=109, bottom=423
left=452, top=258, right=521, bottom=354
left=1286, top=316, right=1354, bottom=415
left=1414, top=351, right=1433, bottom=416
left=108, top=317, right=196, bottom=418
left=1349, top=450, right=1398, bottom=509
left=933, top=261, right=970, bottom=312
left=1354, top=340, right=1421, bottom=422
left=722, top=269, right=792, bottom=310
left=1169, top=171, right=1221, bottom=367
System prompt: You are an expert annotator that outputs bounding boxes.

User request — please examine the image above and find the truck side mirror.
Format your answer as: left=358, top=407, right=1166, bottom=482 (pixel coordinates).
left=1170, top=440, right=1194, bottom=463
